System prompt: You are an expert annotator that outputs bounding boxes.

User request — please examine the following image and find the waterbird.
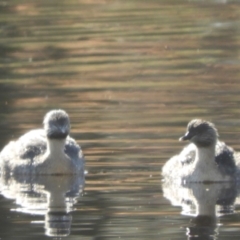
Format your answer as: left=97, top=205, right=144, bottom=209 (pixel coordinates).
left=0, top=109, right=84, bottom=175
left=162, top=119, right=238, bottom=183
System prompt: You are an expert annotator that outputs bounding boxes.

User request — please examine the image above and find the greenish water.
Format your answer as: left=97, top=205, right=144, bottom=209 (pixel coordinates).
left=1, top=0, right=240, bottom=239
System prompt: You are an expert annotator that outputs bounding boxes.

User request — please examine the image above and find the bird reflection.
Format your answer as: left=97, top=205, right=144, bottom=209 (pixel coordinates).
left=162, top=181, right=238, bottom=240
left=0, top=173, right=85, bottom=237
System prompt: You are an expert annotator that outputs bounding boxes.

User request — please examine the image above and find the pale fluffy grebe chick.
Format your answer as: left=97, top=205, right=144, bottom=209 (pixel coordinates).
left=0, top=109, right=84, bottom=175
left=162, top=119, right=237, bottom=183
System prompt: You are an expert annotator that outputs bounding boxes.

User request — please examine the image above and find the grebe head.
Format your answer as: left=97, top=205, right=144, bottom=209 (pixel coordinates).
left=43, top=109, right=70, bottom=139
left=179, top=119, right=218, bottom=147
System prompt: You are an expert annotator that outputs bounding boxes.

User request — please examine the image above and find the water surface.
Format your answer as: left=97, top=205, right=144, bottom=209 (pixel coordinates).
left=1, top=0, right=240, bottom=239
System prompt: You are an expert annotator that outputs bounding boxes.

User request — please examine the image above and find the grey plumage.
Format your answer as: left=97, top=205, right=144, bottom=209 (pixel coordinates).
left=0, top=110, right=84, bottom=176
left=162, top=119, right=238, bottom=183
left=178, top=140, right=236, bottom=175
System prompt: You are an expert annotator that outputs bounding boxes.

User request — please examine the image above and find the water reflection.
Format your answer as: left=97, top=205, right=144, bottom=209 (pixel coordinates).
left=162, top=181, right=238, bottom=240
left=0, top=173, right=85, bottom=237
left=1, top=0, right=240, bottom=239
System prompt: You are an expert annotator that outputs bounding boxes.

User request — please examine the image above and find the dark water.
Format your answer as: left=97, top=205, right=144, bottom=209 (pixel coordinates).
left=1, top=0, right=240, bottom=239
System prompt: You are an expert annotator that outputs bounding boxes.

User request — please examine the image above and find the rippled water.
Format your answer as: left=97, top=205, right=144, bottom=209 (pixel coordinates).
left=1, top=0, right=240, bottom=239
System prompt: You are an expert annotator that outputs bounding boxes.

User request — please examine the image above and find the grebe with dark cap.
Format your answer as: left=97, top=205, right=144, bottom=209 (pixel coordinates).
left=0, top=109, right=84, bottom=175
left=162, top=119, right=237, bottom=183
